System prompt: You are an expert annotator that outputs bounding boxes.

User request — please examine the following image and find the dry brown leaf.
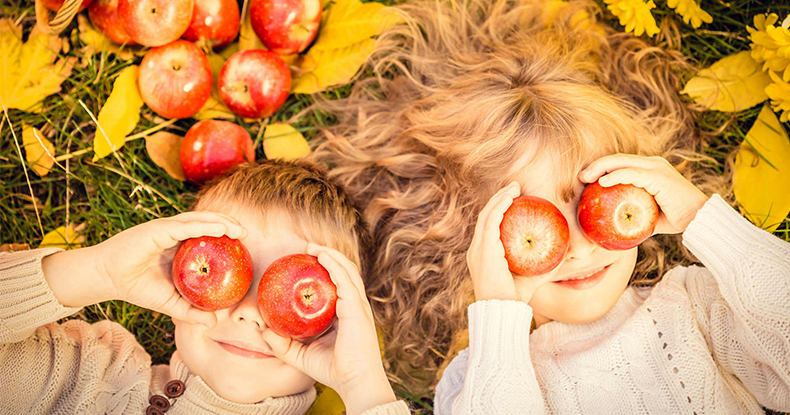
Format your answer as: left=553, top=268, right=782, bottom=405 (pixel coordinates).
left=145, top=131, right=186, bottom=181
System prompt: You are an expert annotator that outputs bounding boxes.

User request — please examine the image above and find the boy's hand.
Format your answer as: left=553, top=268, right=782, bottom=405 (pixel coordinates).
left=43, top=212, right=247, bottom=328
left=467, top=182, right=553, bottom=303
left=262, top=243, right=396, bottom=415
left=579, top=154, right=709, bottom=234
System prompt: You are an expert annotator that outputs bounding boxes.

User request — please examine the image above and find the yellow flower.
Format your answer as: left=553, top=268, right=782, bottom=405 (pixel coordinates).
left=766, top=70, right=790, bottom=122
left=666, top=0, right=712, bottom=29
left=748, top=13, right=790, bottom=82
left=603, top=0, right=660, bottom=37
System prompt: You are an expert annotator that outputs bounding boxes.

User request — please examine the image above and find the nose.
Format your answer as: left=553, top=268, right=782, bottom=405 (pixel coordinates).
left=227, top=282, right=265, bottom=331
left=563, top=205, right=597, bottom=260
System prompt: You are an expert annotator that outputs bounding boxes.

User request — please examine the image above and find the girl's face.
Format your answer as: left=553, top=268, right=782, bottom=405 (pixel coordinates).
left=174, top=206, right=315, bottom=404
left=508, top=150, right=638, bottom=327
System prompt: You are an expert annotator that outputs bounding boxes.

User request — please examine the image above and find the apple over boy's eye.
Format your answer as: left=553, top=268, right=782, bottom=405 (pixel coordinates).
left=500, top=195, right=570, bottom=277
left=172, top=235, right=254, bottom=311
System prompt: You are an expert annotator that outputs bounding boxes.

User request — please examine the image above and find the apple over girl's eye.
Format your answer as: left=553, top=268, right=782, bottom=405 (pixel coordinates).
left=577, top=180, right=659, bottom=251
left=172, top=235, right=254, bottom=311
left=500, top=195, right=570, bottom=277
left=257, top=254, right=338, bottom=340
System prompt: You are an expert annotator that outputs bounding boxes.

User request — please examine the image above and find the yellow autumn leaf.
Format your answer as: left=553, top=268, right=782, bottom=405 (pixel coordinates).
left=76, top=15, right=142, bottom=61
left=0, top=18, right=73, bottom=113
left=22, top=124, right=55, bottom=176
left=145, top=131, right=186, bottom=181
left=733, top=104, right=790, bottom=232
left=293, top=38, right=376, bottom=94
left=195, top=53, right=236, bottom=120
left=239, top=3, right=266, bottom=51
left=39, top=224, right=86, bottom=250
left=311, top=0, right=401, bottom=51
left=263, top=123, right=311, bottom=160
left=93, top=65, right=144, bottom=161
left=305, top=383, right=345, bottom=415
left=681, top=51, right=772, bottom=112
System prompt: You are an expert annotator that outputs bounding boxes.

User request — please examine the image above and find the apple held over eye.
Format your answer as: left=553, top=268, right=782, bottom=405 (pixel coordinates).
left=41, top=0, right=93, bottom=12
left=182, top=0, right=240, bottom=50
left=181, top=120, right=255, bottom=184
left=577, top=180, right=659, bottom=251
left=88, top=0, right=136, bottom=45
left=138, top=40, right=213, bottom=119
left=249, top=0, right=322, bottom=55
left=118, top=0, right=194, bottom=47
left=500, top=195, right=570, bottom=277
left=218, top=49, right=291, bottom=118
left=172, top=235, right=254, bottom=311
left=258, top=254, right=338, bottom=340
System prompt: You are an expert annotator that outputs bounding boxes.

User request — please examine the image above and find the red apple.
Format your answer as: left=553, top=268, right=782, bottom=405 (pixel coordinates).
left=88, top=0, right=137, bottom=45
left=249, top=0, right=321, bottom=55
left=218, top=49, right=291, bottom=118
left=172, top=235, right=254, bottom=311
left=118, top=0, right=194, bottom=47
left=180, top=120, right=255, bottom=184
left=258, top=254, right=337, bottom=340
left=138, top=40, right=213, bottom=119
left=41, top=0, right=93, bottom=12
left=182, top=0, right=240, bottom=50
left=577, top=181, right=659, bottom=251
left=500, top=196, right=570, bottom=277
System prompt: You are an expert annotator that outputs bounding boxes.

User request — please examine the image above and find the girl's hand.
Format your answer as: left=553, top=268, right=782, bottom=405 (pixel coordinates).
left=579, top=154, right=709, bottom=234
left=467, top=182, right=553, bottom=303
left=262, top=244, right=396, bottom=415
left=43, top=212, right=247, bottom=327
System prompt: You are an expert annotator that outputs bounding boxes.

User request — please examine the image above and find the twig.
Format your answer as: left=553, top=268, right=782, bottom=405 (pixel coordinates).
left=3, top=107, right=44, bottom=237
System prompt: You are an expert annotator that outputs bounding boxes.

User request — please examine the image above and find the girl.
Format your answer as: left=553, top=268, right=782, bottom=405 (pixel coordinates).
left=309, top=0, right=790, bottom=413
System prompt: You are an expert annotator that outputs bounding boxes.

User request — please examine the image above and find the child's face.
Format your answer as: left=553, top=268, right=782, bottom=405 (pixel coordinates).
left=173, top=206, right=316, bottom=404
left=508, top=150, right=638, bottom=327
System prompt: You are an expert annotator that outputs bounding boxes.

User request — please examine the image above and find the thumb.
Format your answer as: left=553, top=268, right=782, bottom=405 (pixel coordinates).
left=262, top=330, right=308, bottom=372
left=159, top=295, right=218, bottom=328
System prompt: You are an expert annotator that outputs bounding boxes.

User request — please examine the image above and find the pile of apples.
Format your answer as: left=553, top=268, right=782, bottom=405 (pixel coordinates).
left=63, top=0, right=322, bottom=183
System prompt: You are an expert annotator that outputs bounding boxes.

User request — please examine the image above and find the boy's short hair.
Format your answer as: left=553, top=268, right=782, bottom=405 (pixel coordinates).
left=192, top=159, right=369, bottom=272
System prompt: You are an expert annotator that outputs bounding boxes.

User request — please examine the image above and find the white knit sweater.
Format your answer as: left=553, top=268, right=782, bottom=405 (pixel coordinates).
left=434, top=195, right=790, bottom=414
left=0, top=248, right=411, bottom=415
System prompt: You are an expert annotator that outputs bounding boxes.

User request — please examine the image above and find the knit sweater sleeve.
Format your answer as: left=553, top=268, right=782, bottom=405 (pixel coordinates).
left=360, top=400, right=412, bottom=415
left=0, top=249, right=152, bottom=414
left=433, top=300, right=545, bottom=415
left=682, top=194, right=790, bottom=411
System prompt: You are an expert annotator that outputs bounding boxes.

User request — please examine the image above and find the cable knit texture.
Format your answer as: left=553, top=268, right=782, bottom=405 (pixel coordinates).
left=0, top=248, right=411, bottom=415
left=435, top=194, right=790, bottom=414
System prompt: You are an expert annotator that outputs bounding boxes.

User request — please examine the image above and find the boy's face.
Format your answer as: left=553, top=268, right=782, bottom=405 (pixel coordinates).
left=174, top=206, right=315, bottom=404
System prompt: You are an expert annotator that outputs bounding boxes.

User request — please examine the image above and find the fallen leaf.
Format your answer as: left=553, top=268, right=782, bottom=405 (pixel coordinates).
left=311, top=0, right=401, bottom=51
left=0, top=244, right=30, bottom=253
left=293, top=38, right=376, bottom=94
left=195, top=53, right=236, bottom=120
left=263, top=123, right=311, bottom=160
left=145, top=131, right=186, bottom=181
left=239, top=3, right=266, bottom=51
left=22, top=124, right=56, bottom=176
left=76, top=15, right=142, bottom=61
left=39, top=223, right=86, bottom=250
left=681, top=51, right=772, bottom=112
left=305, top=383, right=345, bottom=415
left=0, top=18, right=73, bottom=112
left=93, top=65, right=144, bottom=161
left=733, top=104, right=790, bottom=232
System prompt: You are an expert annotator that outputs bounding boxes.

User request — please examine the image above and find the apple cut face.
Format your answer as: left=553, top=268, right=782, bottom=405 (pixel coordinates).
left=258, top=254, right=337, bottom=340
left=577, top=181, right=659, bottom=251
left=500, top=196, right=570, bottom=277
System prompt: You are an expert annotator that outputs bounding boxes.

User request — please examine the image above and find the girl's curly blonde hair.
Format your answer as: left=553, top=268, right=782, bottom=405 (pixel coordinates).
left=309, top=0, right=730, bottom=391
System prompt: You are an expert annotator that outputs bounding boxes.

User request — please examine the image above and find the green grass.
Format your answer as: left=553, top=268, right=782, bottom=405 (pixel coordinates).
left=1, top=0, right=789, bottom=414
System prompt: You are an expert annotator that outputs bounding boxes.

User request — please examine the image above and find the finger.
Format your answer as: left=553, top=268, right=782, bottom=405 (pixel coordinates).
left=150, top=221, right=243, bottom=251
left=481, top=191, right=518, bottom=248
left=262, top=330, right=310, bottom=373
left=580, top=154, right=660, bottom=183
left=164, top=212, right=248, bottom=240
left=308, top=244, right=366, bottom=303
left=473, top=182, right=520, bottom=249
left=151, top=291, right=218, bottom=328
left=597, top=168, right=663, bottom=197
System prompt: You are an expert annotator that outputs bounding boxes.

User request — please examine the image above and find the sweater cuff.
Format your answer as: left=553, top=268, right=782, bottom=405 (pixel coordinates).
left=467, top=300, right=532, bottom=367
left=683, top=194, right=777, bottom=278
left=0, top=248, right=82, bottom=343
left=360, top=400, right=411, bottom=415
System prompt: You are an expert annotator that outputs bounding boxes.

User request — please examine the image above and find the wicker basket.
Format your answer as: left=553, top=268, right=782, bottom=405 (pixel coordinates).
left=35, top=0, right=84, bottom=35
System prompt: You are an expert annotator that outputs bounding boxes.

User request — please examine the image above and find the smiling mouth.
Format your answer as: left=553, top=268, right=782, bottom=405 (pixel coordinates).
left=216, top=341, right=273, bottom=359
left=553, top=264, right=611, bottom=289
